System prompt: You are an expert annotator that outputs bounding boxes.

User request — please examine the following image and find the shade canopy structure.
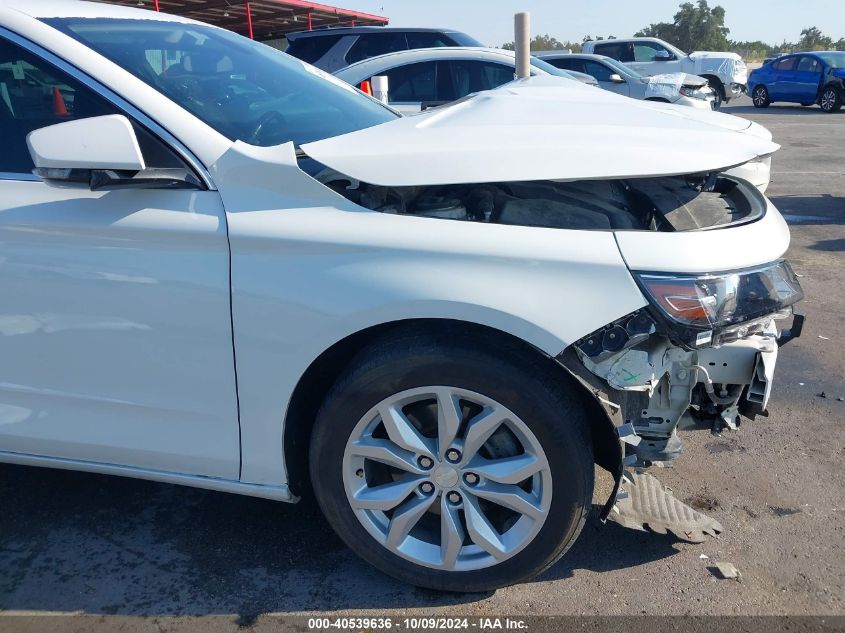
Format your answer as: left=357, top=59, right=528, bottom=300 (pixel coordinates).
left=96, top=1, right=389, bottom=40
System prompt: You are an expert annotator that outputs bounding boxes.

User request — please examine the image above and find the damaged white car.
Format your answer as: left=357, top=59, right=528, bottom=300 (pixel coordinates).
left=0, top=2, right=803, bottom=592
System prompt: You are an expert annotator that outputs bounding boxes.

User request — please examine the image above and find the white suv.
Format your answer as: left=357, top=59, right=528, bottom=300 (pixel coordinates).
left=583, top=37, right=748, bottom=107
left=0, top=1, right=801, bottom=592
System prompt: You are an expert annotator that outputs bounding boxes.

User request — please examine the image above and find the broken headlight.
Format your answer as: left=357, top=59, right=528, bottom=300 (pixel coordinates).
left=635, top=260, right=803, bottom=347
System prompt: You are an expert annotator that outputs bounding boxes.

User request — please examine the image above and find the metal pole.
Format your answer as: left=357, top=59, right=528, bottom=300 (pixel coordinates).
left=153, top=0, right=160, bottom=11
left=514, top=12, right=530, bottom=78
left=245, top=2, right=254, bottom=39
left=307, top=11, right=313, bottom=31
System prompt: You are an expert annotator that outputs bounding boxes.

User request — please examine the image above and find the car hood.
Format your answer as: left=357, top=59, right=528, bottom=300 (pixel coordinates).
left=301, top=75, right=778, bottom=187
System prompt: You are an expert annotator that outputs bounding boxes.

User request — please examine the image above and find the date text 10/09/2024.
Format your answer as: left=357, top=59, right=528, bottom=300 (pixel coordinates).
left=307, top=617, right=530, bottom=631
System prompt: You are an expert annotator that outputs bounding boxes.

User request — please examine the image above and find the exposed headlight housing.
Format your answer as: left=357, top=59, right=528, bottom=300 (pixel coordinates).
left=679, top=86, right=707, bottom=100
left=635, top=260, right=803, bottom=347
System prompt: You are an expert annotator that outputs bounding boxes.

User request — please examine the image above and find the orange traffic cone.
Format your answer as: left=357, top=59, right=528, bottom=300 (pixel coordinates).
left=359, top=80, right=373, bottom=95
left=52, top=86, right=69, bottom=116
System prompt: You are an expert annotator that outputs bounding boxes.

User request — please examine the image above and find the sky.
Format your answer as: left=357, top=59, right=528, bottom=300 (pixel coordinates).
left=351, top=1, right=845, bottom=48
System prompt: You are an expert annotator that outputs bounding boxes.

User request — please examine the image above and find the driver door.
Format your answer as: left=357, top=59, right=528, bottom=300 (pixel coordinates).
left=585, top=60, right=631, bottom=96
left=0, top=35, right=239, bottom=478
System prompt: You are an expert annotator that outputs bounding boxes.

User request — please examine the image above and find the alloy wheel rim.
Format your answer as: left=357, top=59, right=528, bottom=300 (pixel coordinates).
left=821, top=90, right=835, bottom=111
left=342, top=386, right=552, bottom=571
left=753, top=87, right=766, bottom=106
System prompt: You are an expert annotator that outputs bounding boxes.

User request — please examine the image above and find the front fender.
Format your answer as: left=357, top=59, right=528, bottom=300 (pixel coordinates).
left=210, top=142, right=646, bottom=486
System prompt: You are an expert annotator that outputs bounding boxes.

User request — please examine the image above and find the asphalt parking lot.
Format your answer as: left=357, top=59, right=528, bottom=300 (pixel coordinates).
left=1, top=96, right=843, bottom=627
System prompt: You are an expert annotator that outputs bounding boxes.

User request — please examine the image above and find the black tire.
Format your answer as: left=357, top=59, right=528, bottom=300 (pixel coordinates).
left=704, top=76, right=724, bottom=109
left=309, top=327, right=594, bottom=592
left=820, top=86, right=842, bottom=113
left=752, top=85, right=770, bottom=108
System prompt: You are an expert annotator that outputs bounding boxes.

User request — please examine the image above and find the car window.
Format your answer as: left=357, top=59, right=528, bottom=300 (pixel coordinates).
left=773, top=57, right=797, bottom=71
left=593, top=42, right=633, bottom=63
left=381, top=61, right=437, bottom=102
left=285, top=34, right=343, bottom=64
left=47, top=18, right=397, bottom=147
left=0, top=36, right=188, bottom=176
left=583, top=60, right=615, bottom=82
left=346, top=32, right=408, bottom=64
left=442, top=60, right=515, bottom=101
left=545, top=57, right=586, bottom=73
left=633, top=41, right=671, bottom=62
left=406, top=32, right=454, bottom=49
left=602, top=56, right=642, bottom=78
left=796, top=56, right=821, bottom=73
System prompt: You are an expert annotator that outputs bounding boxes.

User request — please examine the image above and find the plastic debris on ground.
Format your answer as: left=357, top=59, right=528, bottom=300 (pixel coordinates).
left=710, top=562, right=742, bottom=581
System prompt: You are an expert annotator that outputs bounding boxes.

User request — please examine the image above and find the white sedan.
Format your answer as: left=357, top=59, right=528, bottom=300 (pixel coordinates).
left=333, top=46, right=598, bottom=114
left=0, top=0, right=802, bottom=591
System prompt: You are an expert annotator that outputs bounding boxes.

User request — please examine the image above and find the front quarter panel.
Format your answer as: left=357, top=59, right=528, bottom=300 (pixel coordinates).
left=210, top=142, right=646, bottom=485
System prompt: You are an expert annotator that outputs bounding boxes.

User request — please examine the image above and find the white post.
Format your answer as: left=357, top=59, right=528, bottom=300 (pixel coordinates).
left=371, top=75, right=389, bottom=104
left=514, top=12, right=530, bottom=79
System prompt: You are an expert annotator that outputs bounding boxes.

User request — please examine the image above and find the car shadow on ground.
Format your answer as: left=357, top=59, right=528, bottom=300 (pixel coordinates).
left=767, top=194, right=845, bottom=223
left=726, top=104, right=844, bottom=116
left=0, top=463, right=680, bottom=616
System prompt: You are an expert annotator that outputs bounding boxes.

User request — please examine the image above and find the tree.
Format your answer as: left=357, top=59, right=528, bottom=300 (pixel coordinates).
left=635, top=1, right=730, bottom=52
left=797, top=26, right=833, bottom=51
left=501, top=34, right=581, bottom=53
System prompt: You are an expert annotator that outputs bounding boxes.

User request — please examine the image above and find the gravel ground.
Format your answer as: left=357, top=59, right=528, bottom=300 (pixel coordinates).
left=1, top=96, right=843, bottom=628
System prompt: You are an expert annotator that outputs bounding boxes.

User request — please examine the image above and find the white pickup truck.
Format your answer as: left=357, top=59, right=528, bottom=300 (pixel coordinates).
left=583, top=37, right=747, bottom=107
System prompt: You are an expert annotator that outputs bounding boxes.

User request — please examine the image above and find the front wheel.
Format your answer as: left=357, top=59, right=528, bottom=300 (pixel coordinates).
left=820, top=86, right=842, bottom=113
left=309, top=329, right=594, bottom=592
left=752, top=85, right=770, bottom=108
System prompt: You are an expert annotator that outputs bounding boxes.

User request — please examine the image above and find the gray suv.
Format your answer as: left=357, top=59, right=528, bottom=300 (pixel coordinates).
left=285, top=27, right=483, bottom=72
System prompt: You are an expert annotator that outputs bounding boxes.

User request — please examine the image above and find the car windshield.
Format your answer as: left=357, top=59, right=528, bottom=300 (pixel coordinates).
left=44, top=18, right=397, bottom=147
left=529, top=56, right=575, bottom=78
left=601, top=56, right=643, bottom=79
left=816, top=52, right=845, bottom=69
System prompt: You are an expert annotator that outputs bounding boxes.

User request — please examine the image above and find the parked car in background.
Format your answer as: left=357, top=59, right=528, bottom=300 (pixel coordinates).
left=0, top=0, right=802, bottom=593
left=536, top=51, right=716, bottom=109
left=748, top=51, right=844, bottom=113
left=333, top=47, right=597, bottom=114
left=285, top=26, right=483, bottom=73
left=583, top=37, right=747, bottom=107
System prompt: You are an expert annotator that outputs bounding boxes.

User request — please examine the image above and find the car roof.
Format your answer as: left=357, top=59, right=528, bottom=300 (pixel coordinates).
left=0, top=0, right=198, bottom=23
left=333, top=46, right=530, bottom=80
left=287, top=27, right=463, bottom=40
left=333, top=46, right=572, bottom=83
left=535, top=52, right=609, bottom=62
left=586, top=37, right=652, bottom=44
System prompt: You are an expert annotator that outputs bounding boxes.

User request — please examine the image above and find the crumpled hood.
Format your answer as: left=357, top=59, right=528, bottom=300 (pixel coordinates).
left=301, top=75, right=778, bottom=187
left=643, top=73, right=708, bottom=88
left=689, top=51, right=743, bottom=62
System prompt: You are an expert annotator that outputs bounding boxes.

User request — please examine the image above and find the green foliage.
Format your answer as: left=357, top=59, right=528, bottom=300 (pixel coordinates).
left=633, top=2, right=845, bottom=61
left=797, top=26, right=833, bottom=51
left=501, top=34, right=581, bottom=53
left=634, top=0, right=729, bottom=52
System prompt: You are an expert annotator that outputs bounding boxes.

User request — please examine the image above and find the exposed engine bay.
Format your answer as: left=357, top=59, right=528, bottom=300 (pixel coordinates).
left=314, top=168, right=759, bottom=232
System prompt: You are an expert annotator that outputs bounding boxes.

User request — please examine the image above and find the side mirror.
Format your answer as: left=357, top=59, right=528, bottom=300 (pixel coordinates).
left=608, top=73, right=626, bottom=83
left=28, top=115, right=145, bottom=177
left=654, top=50, right=674, bottom=61
left=27, top=114, right=199, bottom=190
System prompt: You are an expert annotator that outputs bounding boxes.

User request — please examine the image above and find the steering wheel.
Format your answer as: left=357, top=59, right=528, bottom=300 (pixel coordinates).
left=246, top=110, right=287, bottom=145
